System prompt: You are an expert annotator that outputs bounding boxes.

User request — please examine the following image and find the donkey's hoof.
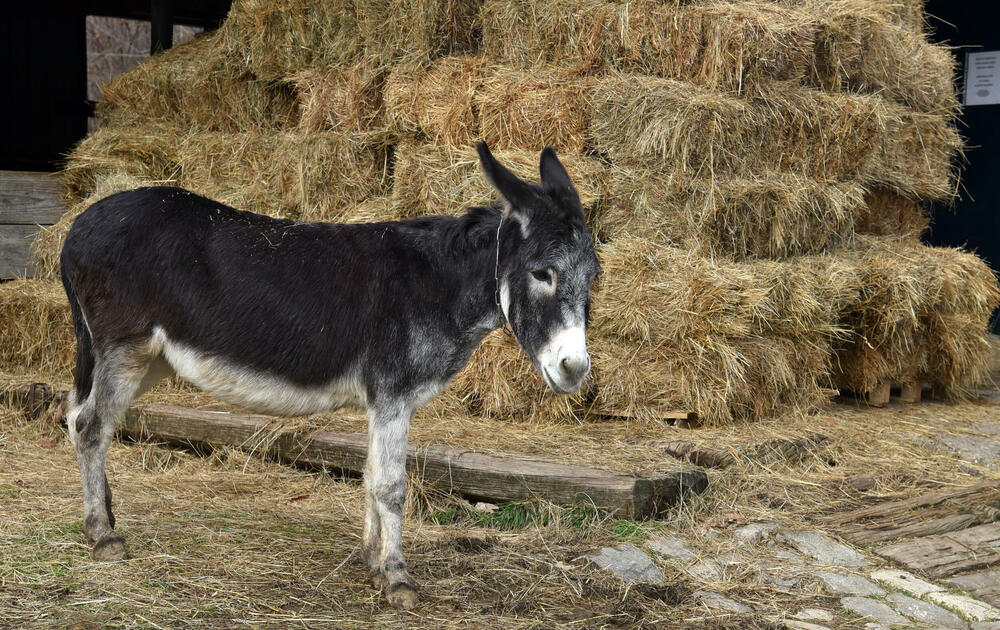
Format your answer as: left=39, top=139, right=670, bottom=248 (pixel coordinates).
left=369, top=568, right=388, bottom=590
left=92, top=535, right=128, bottom=561
left=386, top=582, right=419, bottom=610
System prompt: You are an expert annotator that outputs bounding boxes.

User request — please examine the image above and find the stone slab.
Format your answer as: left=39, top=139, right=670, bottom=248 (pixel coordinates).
left=694, top=590, right=750, bottom=614
left=734, top=521, right=780, bottom=545
left=870, top=569, right=946, bottom=597
left=587, top=544, right=664, bottom=584
left=841, top=597, right=910, bottom=627
left=886, top=592, right=967, bottom=629
left=813, top=570, right=885, bottom=596
left=927, top=592, right=1000, bottom=623
left=647, top=536, right=695, bottom=563
left=779, top=530, right=869, bottom=567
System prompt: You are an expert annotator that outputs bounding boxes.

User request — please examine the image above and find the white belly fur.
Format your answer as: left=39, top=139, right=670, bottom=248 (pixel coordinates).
left=153, top=327, right=366, bottom=416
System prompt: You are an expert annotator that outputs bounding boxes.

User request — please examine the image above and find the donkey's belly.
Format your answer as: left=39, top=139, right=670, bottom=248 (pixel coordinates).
left=153, top=327, right=366, bottom=416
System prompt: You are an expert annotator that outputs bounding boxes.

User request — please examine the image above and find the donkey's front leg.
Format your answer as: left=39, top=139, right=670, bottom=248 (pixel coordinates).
left=365, top=401, right=419, bottom=610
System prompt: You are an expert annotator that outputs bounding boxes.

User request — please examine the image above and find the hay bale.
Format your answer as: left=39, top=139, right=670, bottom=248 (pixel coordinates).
left=862, top=107, right=962, bottom=201
left=450, top=329, right=833, bottom=426
left=97, top=32, right=297, bottom=132
left=385, top=59, right=592, bottom=152
left=588, top=75, right=887, bottom=183
left=384, top=57, right=490, bottom=145
left=218, top=0, right=480, bottom=81
left=600, top=167, right=864, bottom=259
left=62, top=126, right=181, bottom=206
left=0, top=280, right=73, bottom=377
left=61, top=126, right=390, bottom=218
left=291, top=63, right=390, bottom=135
left=481, top=0, right=816, bottom=93
left=832, top=236, right=1000, bottom=396
left=389, top=142, right=607, bottom=219
left=856, top=187, right=929, bottom=237
left=809, top=2, right=957, bottom=115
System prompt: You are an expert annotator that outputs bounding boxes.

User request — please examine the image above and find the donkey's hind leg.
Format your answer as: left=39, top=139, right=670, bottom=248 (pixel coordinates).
left=68, top=342, right=156, bottom=560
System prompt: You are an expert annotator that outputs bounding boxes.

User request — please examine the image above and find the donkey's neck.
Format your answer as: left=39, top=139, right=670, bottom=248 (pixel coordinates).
left=427, top=205, right=506, bottom=341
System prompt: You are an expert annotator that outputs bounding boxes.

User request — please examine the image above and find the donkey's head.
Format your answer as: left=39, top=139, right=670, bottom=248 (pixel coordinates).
left=478, top=142, right=600, bottom=394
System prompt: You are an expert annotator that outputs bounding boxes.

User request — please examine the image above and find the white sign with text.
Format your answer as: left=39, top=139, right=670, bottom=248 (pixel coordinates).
left=966, top=51, right=1000, bottom=106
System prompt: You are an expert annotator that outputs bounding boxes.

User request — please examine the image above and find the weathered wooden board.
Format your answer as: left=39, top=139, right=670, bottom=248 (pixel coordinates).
left=120, top=404, right=708, bottom=518
left=947, top=569, right=1000, bottom=607
left=0, top=224, right=41, bottom=279
left=877, top=522, right=1000, bottom=578
left=828, top=481, right=1000, bottom=545
left=0, top=170, right=65, bottom=224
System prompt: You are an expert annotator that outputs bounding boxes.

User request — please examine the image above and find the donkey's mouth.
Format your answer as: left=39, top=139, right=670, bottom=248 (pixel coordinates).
left=542, top=367, right=578, bottom=395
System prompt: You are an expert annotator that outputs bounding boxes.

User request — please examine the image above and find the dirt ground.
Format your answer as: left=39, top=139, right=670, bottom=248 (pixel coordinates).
left=1, top=372, right=997, bottom=629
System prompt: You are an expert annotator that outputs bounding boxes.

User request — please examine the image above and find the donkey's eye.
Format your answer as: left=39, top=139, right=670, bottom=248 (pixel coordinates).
left=531, top=269, right=553, bottom=284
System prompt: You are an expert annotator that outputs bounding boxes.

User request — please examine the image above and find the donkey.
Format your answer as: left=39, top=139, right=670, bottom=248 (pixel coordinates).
left=59, top=142, right=599, bottom=609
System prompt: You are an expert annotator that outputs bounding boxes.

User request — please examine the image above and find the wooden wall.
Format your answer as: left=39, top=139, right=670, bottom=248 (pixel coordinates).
left=0, top=171, right=65, bottom=279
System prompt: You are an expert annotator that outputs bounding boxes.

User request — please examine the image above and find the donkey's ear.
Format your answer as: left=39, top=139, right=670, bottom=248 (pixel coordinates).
left=478, top=141, right=533, bottom=211
left=539, top=146, right=580, bottom=207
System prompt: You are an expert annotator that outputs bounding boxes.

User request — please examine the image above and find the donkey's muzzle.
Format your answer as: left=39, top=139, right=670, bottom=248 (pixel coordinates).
left=559, top=354, right=590, bottom=386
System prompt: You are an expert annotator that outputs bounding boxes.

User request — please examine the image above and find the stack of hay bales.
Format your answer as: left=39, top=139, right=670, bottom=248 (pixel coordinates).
left=9, top=0, right=998, bottom=424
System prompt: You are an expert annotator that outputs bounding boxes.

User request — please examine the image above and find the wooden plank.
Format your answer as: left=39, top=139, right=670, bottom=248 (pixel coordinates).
left=828, top=481, right=1000, bottom=545
left=0, top=170, right=65, bottom=224
left=946, top=568, right=1000, bottom=607
left=877, top=523, right=1000, bottom=578
left=845, top=513, right=979, bottom=545
left=0, top=224, right=41, bottom=279
left=828, top=481, right=1000, bottom=524
left=121, top=404, right=708, bottom=518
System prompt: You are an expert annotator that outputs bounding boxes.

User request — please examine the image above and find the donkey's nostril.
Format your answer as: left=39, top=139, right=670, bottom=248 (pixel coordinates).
left=560, top=355, right=590, bottom=382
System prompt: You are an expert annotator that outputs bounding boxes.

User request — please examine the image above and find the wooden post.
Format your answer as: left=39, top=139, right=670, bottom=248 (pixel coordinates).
left=898, top=381, right=922, bottom=403
left=151, top=0, right=175, bottom=54
left=0, top=170, right=66, bottom=279
left=868, top=381, right=891, bottom=407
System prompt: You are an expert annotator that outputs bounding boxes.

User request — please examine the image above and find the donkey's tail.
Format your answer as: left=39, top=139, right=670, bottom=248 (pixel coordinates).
left=60, top=260, right=95, bottom=402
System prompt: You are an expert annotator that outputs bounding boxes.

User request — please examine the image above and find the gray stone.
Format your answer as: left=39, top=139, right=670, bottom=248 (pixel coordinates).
left=886, top=592, right=967, bottom=629
left=755, top=562, right=801, bottom=589
left=587, top=544, right=664, bottom=583
left=841, top=597, right=910, bottom=627
left=793, top=609, right=834, bottom=622
left=927, top=592, right=1000, bottom=623
left=972, top=422, right=1000, bottom=436
left=972, top=623, right=1000, bottom=630
left=870, top=569, right=945, bottom=597
left=694, top=590, right=751, bottom=614
left=733, top=521, right=780, bottom=545
left=783, top=622, right=830, bottom=630
left=688, top=558, right=723, bottom=582
left=813, top=570, right=886, bottom=596
left=863, top=624, right=890, bottom=630
left=647, top=536, right=695, bottom=563
left=935, top=434, right=1000, bottom=466
left=775, top=548, right=807, bottom=565
left=778, top=530, right=869, bottom=567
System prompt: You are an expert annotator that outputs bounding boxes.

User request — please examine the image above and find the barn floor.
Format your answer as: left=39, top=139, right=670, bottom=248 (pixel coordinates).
left=1, top=372, right=998, bottom=629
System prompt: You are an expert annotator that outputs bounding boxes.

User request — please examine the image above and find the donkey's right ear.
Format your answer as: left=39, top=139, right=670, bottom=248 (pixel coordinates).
left=477, top=141, right=533, bottom=212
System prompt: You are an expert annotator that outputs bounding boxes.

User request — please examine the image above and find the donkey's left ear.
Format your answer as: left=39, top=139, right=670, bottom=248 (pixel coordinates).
left=539, top=146, right=581, bottom=207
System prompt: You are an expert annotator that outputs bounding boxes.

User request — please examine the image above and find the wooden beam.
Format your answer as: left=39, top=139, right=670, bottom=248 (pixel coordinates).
left=877, top=523, right=1000, bottom=578
left=118, top=404, right=708, bottom=518
left=0, top=171, right=66, bottom=225
left=151, top=0, right=175, bottom=54
left=0, top=224, right=41, bottom=279
left=826, top=481, right=1000, bottom=545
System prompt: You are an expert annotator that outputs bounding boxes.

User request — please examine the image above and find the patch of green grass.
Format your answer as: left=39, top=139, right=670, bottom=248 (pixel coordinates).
left=469, top=503, right=549, bottom=530
left=429, top=508, right=458, bottom=525
left=611, top=519, right=648, bottom=541
left=0, top=483, right=21, bottom=499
